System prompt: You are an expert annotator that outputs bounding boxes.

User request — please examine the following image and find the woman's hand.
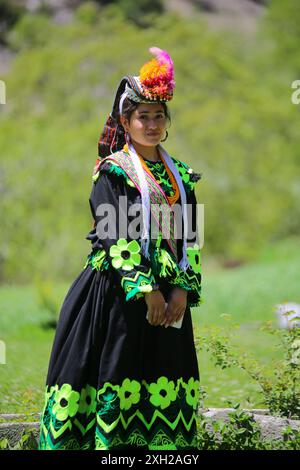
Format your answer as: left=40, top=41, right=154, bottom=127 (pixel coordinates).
left=144, top=290, right=166, bottom=326
left=162, top=287, right=187, bottom=328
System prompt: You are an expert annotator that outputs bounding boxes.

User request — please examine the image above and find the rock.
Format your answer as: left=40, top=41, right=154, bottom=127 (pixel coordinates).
left=198, top=407, right=300, bottom=442
left=275, top=302, right=300, bottom=329
left=254, top=414, right=300, bottom=442
left=0, top=421, right=40, bottom=448
left=1, top=409, right=299, bottom=448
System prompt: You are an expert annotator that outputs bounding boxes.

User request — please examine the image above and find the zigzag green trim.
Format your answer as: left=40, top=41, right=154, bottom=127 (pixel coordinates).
left=39, top=376, right=200, bottom=450
left=96, top=407, right=196, bottom=434
left=84, top=250, right=156, bottom=301
left=74, top=417, right=96, bottom=436
left=49, top=419, right=72, bottom=440
left=121, top=267, right=156, bottom=301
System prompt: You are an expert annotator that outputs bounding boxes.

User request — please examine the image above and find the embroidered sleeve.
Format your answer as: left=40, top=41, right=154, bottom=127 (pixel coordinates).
left=88, top=171, right=157, bottom=302
left=152, top=188, right=203, bottom=308
left=173, top=188, right=202, bottom=307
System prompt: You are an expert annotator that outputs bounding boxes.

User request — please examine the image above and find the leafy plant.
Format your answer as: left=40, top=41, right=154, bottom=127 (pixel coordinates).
left=197, top=402, right=263, bottom=450
left=196, top=315, right=300, bottom=419
left=196, top=403, right=300, bottom=450
left=0, top=429, right=38, bottom=450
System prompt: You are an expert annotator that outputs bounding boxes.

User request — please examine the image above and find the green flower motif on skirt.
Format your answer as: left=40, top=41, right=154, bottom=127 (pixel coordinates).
left=109, top=239, right=141, bottom=271
left=43, top=385, right=58, bottom=413
left=183, top=378, right=200, bottom=409
left=53, top=384, right=80, bottom=421
left=187, top=244, right=201, bottom=274
left=149, top=377, right=177, bottom=410
left=119, top=379, right=141, bottom=411
left=78, top=385, right=97, bottom=416
left=97, top=383, right=119, bottom=404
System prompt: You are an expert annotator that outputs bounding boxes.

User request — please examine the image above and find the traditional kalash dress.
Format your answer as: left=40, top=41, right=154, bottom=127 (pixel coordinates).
left=38, top=47, right=203, bottom=451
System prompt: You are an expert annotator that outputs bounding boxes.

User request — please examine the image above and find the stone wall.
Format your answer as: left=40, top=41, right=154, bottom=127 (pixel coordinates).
left=1, top=408, right=299, bottom=448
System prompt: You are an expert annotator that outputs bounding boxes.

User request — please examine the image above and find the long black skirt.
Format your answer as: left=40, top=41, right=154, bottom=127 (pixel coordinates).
left=38, top=265, right=200, bottom=450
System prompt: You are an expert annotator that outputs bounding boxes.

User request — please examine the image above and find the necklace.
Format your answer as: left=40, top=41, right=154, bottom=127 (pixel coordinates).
left=123, top=143, right=180, bottom=205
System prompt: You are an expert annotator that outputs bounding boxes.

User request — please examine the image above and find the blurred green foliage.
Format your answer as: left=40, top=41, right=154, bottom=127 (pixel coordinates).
left=0, top=0, right=24, bottom=44
left=0, top=0, right=299, bottom=282
left=103, top=0, right=164, bottom=27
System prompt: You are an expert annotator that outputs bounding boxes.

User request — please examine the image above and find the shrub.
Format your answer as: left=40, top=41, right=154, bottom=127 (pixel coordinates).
left=196, top=315, right=300, bottom=419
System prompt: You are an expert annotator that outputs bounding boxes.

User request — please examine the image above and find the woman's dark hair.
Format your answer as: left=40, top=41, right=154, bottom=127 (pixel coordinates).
left=118, top=97, right=171, bottom=127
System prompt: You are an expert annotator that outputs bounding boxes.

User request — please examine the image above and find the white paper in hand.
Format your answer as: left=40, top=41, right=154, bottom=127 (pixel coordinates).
left=146, top=303, right=184, bottom=329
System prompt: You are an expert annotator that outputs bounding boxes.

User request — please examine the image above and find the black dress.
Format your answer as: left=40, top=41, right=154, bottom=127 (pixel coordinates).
left=38, top=151, right=202, bottom=450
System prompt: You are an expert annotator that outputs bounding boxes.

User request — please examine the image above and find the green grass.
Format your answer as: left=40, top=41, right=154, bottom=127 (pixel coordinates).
left=0, top=237, right=299, bottom=415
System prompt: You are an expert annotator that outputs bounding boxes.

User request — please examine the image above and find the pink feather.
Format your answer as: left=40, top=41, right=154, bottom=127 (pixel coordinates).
left=149, top=46, right=175, bottom=88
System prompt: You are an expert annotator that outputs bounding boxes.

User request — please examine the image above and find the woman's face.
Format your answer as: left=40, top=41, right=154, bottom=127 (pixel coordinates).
left=121, top=103, right=167, bottom=147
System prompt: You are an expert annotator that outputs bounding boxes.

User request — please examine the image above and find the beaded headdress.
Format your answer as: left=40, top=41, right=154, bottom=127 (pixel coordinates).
left=97, top=47, right=175, bottom=159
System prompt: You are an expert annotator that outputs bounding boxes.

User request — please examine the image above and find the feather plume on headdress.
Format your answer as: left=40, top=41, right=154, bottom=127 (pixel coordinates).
left=139, top=47, right=175, bottom=101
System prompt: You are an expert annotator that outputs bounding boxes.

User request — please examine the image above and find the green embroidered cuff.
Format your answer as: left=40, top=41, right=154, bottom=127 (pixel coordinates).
left=84, top=249, right=110, bottom=271
left=152, top=244, right=202, bottom=308
left=121, top=268, right=158, bottom=302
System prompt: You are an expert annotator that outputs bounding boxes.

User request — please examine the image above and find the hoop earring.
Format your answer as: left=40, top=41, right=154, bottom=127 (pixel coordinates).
left=125, top=131, right=131, bottom=144
left=160, top=130, right=168, bottom=142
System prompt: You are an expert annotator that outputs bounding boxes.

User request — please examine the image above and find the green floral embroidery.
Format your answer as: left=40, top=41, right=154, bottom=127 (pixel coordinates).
left=43, top=385, right=58, bottom=414
left=84, top=249, right=110, bottom=271
left=149, top=377, right=177, bottom=410
left=40, top=377, right=200, bottom=450
left=157, top=248, right=178, bottom=277
left=109, top=239, right=141, bottom=271
left=90, top=249, right=106, bottom=270
left=119, top=379, right=141, bottom=410
left=79, top=385, right=97, bottom=416
left=184, top=378, right=200, bottom=409
left=187, top=244, right=201, bottom=274
left=97, top=160, right=137, bottom=190
left=177, top=165, right=190, bottom=184
left=53, top=384, right=80, bottom=421
left=97, top=383, right=119, bottom=404
left=173, top=160, right=201, bottom=193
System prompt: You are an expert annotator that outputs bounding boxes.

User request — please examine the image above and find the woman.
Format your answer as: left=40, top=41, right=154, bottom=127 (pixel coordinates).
left=38, top=47, right=203, bottom=450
